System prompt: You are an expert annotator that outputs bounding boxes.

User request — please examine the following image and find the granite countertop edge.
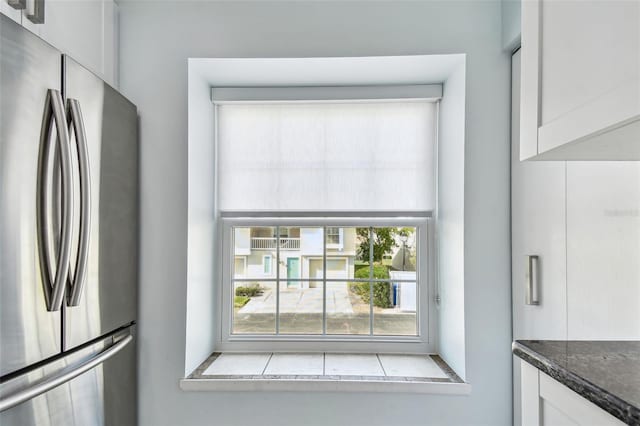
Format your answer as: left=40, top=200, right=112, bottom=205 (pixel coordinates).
left=512, top=340, right=640, bottom=426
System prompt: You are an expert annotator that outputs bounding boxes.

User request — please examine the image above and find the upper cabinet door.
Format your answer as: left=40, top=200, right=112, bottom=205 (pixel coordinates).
left=521, top=0, right=640, bottom=160
left=511, top=49, right=567, bottom=341
left=15, top=0, right=118, bottom=87
left=38, top=0, right=103, bottom=78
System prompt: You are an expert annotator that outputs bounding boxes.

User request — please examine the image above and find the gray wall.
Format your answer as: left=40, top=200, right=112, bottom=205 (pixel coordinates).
left=501, top=0, right=521, bottom=51
left=119, top=2, right=512, bottom=425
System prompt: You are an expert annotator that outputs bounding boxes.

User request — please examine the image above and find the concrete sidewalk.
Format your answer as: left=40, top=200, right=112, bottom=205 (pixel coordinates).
left=239, top=287, right=354, bottom=314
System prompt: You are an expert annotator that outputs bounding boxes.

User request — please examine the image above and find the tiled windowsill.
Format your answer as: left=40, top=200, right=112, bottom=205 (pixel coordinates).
left=180, top=353, right=470, bottom=394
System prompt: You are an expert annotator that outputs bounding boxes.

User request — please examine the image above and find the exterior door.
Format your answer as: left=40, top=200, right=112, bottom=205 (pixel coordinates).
left=0, top=15, right=63, bottom=376
left=286, top=258, right=299, bottom=287
left=62, top=56, right=138, bottom=350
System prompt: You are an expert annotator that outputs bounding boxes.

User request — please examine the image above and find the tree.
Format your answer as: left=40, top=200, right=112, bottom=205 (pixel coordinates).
left=356, top=227, right=398, bottom=263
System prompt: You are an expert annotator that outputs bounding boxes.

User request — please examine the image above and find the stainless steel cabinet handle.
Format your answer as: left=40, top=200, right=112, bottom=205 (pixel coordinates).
left=525, top=255, right=539, bottom=305
left=36, top=89, right=73, bottom=312
left=0, top=333, right=133, bottom=412
left=66, top=99, right=91, bottom=306
left=7, top=0, right=26, bottom=10
left=26, top=0, right=44, bottom=23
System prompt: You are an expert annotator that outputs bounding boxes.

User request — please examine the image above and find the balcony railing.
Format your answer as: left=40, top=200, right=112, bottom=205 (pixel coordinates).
left=251, top=237, right=300, bottom=250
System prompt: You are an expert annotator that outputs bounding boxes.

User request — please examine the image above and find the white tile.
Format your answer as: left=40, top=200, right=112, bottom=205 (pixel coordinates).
left=378, top=354, right=449, bottom=378
left=324, top=353, right=384, bottom=376
left=264, top=353, right=324, bottom=375
left=203, top=353, right=271, bottom=376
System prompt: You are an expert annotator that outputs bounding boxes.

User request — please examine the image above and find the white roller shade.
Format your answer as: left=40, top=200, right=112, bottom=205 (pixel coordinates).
left=217, top=101, right=436, bottom=211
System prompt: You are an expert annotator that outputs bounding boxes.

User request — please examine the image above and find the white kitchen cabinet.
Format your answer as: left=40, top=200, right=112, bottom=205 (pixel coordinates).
left=520, top=361, right=625, bottom=426
left=521, top=0, right=640, bottom=160
left=512, top=48, right=568, bottom=426
left=1, top=0, right=118, bottom=87
left=512, top=49, right=567, bottom=344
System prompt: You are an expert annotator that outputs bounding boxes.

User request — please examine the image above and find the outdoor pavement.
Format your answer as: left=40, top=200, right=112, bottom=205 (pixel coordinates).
left=239, top=286, right=353, bottom=314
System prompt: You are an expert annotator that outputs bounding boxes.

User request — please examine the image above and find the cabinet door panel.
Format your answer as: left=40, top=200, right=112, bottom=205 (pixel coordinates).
left=566, top=162, right=640, bottom=339
left=39, top=0, right=103, bottom=77
left=512, top=50, right=567, bottom=341
left=540, top=0, right=639, bottom=125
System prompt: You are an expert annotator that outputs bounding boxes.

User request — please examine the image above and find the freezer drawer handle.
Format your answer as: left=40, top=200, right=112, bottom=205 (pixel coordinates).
left=66, top=99, right=91, bottom=307
left=36, top=89, right=74, bottom=312
left=0, top=333, right=133, bottom=413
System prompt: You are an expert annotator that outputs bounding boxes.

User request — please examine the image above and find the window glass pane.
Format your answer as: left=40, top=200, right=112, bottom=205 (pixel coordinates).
left=230, top=224, right=422, bottom=338
left=324, top=226, right=370, bottom=335
left=232, top=280, right=276, bottom=334
left=373, top=282, right=417, bottom=336
left=278, top=281, right=323, bottom=334
left=326, top=281, right=371, bottom=335
left=326, top=227, right=341, bottom=245
left=233, top=226, right=276, bottom=279
left=371, top=226, right=418, bottom=336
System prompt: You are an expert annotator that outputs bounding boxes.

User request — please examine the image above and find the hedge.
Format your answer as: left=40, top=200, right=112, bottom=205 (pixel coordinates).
left=349, top=264, right=391, bottom=308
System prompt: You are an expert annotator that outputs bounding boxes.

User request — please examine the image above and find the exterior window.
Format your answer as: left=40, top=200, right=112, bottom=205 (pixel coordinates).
left=326, top=227, right=342, bottom=246
left=262, top=255, right=272, bottom=275
left=225, top=220, right=428, bottom=347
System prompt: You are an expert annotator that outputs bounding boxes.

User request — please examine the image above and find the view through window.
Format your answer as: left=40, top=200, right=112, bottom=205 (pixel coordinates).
left=231, top=226, right=419, bottom=336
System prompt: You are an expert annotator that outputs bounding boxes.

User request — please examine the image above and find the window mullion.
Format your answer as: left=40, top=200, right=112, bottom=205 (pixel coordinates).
left=276, top=225, right=280, bottom=335
left=322, top=227, right=327, bottom=335
left=369, top=226, right=374, bottom=336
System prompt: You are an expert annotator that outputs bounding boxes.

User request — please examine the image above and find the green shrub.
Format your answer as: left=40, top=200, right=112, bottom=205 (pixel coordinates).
left=235, top=283, right=263, bottom=297
left=234, top=295, right=250, bottom=308
left=350, top=264, right=391, bottom=308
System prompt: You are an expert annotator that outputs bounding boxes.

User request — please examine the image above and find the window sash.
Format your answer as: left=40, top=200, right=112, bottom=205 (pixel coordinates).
left=219, top=216, right=434, bottom=353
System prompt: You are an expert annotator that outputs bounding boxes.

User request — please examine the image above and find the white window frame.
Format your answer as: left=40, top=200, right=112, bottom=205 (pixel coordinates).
left=325, top=227, right=343, bottom=249
left=218, top=214, right=436, bottom=354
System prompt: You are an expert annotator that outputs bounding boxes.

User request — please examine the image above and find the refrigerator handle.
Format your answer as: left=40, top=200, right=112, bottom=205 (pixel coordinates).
left=36, top=89, right=73, bottom=312
left=0, top=333, right=133, bottom=413
left=66, top=99, right=91, bottom=306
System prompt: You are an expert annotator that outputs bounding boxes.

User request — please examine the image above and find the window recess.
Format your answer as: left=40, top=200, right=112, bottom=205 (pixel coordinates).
left=215, top=94, right=438, bottom=353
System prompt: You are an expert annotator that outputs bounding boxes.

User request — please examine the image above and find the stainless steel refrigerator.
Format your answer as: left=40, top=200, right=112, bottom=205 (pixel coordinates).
left=0, top=14, right=138, bottom=426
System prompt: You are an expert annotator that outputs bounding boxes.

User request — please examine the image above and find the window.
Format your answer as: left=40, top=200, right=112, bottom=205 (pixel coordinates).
left=262, top=255, right=272, bottom=275
left=326, top=227, right=342, bottom=247
left=215, top=96, right=437, bottom=353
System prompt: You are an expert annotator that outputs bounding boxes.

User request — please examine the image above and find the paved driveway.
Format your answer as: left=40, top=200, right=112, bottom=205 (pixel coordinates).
left=239, top=286, right=353, bottom=314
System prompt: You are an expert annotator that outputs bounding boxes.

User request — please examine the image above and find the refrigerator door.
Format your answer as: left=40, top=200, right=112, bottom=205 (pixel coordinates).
left=0, top=14, right=63, bottom=376
left=0, top=325, right=137, bottom=426
left=62, top=56, right=139, bottom=350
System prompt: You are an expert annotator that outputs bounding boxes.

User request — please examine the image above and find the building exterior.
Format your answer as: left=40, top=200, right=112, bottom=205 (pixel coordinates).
left=234, top=227, right=357, bottom=289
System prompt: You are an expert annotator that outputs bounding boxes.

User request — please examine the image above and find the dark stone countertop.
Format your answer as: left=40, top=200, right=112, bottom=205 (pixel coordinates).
left=513, top=340, right=640, bottom=425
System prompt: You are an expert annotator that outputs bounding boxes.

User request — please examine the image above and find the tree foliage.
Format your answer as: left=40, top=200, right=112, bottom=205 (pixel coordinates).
left=356, top=227, right=398, bottom=262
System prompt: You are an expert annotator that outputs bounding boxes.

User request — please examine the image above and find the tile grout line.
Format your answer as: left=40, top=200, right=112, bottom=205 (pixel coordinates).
left=261, top=353, right=274, bottom=376
left=376, top=353, right=388, bottom=377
